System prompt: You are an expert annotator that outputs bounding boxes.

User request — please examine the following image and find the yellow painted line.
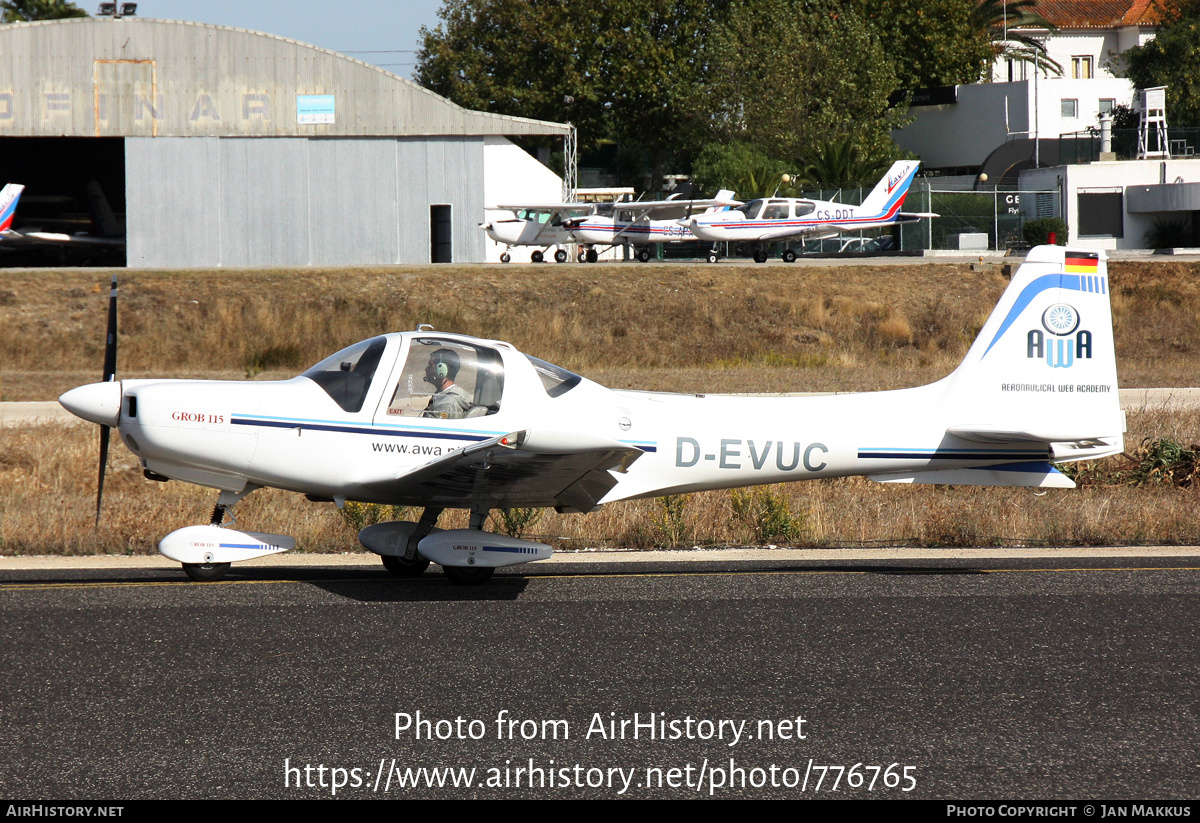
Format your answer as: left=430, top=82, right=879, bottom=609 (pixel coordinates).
left=2, top=564, right=1199, bottom=592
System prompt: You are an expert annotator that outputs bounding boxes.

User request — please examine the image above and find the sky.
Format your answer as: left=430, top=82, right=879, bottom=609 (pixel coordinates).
left=131, top=0, right=446, bottom=78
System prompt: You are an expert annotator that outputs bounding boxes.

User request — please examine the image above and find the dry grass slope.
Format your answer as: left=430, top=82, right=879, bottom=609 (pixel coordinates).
left=3, top=260, right=1198, bottom=399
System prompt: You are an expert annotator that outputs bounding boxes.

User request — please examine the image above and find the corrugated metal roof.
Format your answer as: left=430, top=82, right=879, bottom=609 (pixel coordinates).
left=0, top=17, right=571, bottom=138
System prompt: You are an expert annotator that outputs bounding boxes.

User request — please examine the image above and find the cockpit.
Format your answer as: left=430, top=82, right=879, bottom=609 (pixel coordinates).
left=303, top=335, right=583, bottom=419
left=735, top=199, right=816, bottom=220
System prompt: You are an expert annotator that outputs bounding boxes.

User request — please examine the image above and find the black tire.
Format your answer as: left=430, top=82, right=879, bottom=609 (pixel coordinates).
left=706, top=252, right=719, bottom=263
left=382, top=553, right=431, bottom=577
left=577, top=251, right=586, bottom=262
left=443, top=565, right=495, bottom=585
left=531, top=250, right=544, bottom=263
left=636, top=248, right=651, bottom=263
left=586, top=249, right=598, bottom=263
left=182, top=562, right=231, bottom=582
left=554, top=249, right=568, bottom=263
left=500, top=252, right=511, bottom=263
left=753, top=249, right=768, bottom=264
left=782, top=249, right=797, bottom=263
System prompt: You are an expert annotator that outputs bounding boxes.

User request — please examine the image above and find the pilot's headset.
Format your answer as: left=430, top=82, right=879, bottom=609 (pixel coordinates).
left=428, top=348, right=460, bottom=383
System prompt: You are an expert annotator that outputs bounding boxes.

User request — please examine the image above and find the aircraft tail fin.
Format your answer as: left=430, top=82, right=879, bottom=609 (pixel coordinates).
left=858, top=161, right=920, bottom=217
left=870, top=246, right=1124, bottom=489
left=86, top=180, right=123, bottom=238
left=0, top=183, right=25, bottom=234
left=704, top=190, right=738, bottom=213
left=942, top=245, right=1123, bottom=460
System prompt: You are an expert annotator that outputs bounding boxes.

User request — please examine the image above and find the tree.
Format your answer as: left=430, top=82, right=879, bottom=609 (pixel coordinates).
left=1126, top=17, right=1200, bottom=127
left=701, top=1, right=906, bottom=164
left=416, top=0, right=721, bottom=186
left=0, top=0, right=88, bottom=22
left=970, top=0, right=1062, bottom=78
left=855, top=0, right=994, bottom=90
left=690, top=141, right=811, bottom=199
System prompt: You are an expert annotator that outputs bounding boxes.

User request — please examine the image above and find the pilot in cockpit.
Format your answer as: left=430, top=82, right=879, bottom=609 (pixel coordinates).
left=421, top=348, right=473, bottom=419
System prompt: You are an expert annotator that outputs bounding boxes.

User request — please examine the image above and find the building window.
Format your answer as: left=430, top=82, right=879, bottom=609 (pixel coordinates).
left=1061, top=99, right=1078, bottom=118
left=1099, top=98, right=1115, bottom=115
left=1072, top=56, right=1093, bottom=79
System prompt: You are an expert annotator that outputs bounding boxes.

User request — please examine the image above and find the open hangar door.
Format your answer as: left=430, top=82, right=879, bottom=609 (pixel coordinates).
left=0, top=137, right=126, bottom=266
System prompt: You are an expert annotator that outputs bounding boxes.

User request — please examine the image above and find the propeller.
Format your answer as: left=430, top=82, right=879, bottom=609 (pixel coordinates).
left=95, top=274, right=117, bottom=527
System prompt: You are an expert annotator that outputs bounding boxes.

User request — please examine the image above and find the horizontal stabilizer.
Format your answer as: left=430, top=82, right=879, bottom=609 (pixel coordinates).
left=870, top=461, right=1075, bottom=488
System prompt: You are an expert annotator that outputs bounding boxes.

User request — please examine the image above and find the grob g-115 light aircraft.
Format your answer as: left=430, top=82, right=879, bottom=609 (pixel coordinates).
left=60, top=245, right=1123, bottom=584
left=687, top=160, right=936, bottom=262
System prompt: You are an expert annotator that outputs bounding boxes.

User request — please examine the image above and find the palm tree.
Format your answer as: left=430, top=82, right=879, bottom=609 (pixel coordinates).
left=972, top=0, right=1063, bottom=77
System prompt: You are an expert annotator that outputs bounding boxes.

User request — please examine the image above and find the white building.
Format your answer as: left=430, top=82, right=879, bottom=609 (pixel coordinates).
left=893, top=0, right=1160, bottom=180
left=1021, top=158, right=1200, bottom=249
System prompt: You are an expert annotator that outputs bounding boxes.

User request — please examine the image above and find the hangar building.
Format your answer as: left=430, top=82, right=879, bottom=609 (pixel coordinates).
left=0, top=16, right=570, bottom=266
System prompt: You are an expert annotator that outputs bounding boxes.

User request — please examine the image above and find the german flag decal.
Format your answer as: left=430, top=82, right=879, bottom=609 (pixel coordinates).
left=1065, top=252, right=1099, bottom=273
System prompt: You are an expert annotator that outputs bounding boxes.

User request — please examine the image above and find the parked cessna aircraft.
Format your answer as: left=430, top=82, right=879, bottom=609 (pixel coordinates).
left=564, top=190, right=740, bottom=262
left=687, top=160, right=936, bottom=262
left=480, top=191, right=740, bottom=263
left=478, top=203, right=591, bottom=263
left=60, top=245, right=1123, bottom=584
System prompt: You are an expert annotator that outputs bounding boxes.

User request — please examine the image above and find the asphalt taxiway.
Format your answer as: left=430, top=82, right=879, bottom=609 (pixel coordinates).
left=3, top=549, right=1198, bottom=799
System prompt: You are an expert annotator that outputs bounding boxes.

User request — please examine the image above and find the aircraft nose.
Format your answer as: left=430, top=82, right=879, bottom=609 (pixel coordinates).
left=59, top=381, right=121, bottom=427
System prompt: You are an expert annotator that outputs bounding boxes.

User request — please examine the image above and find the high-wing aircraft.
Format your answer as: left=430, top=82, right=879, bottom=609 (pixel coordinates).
left=60, top=245, right=1124, bottom=584
left=687, top=160, right=936, bottom=262
left=564, top=190, right=740, bottom=263
left=478, top=204, right=593, bottom=263
left=0, top=181, right=126, bottom=253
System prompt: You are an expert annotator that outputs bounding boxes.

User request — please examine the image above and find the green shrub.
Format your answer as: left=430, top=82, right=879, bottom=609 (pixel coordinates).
left=494, top=507, right=542, bottom=539
left=1023, top=217, right=1067, bottom=246
left=656, top=494, right=691, bottom=546
left=1143, top=218, right=1190, bottom=249
left=731, top=487, right=805, bottom=544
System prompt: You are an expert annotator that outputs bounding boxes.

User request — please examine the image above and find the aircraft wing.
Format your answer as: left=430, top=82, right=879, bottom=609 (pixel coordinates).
left=18, top=230, right=125, bottom=248
left=353, top=430, right=646, bottom=513
left=490, top=203, right=594, bottom=212
left=611, top=197, right=741, bottom=222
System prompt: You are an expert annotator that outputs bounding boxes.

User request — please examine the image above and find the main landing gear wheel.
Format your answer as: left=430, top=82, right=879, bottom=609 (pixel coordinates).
left=554, top=249, right=568, bottom=263
left=531, top=250, right=544, bottom=263
left=443, top=565, right=495, bottom=585
left=586, top=249, right=598, bottom=263
left=182, top=562, right=231, bottom=582
left=500, top=252, right=511, bottom=263
left=706, top=252, right=719, bottom=263
left=636, top=247, right=651, bottom=263
left=577, top=250, right=587, bottom=262
left=382, top=553, right=431, bottom=577
left=782, top=249, right=797, bottom=263
left=753, top=248, right=768, bottom=264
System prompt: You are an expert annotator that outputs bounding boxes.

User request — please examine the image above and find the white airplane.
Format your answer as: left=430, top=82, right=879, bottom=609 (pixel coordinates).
left=564, top=190, right=740, bottom=263
left=0, top=182, right=126, bottom=251
left=687, top=160, right=936, bottom=262
left=478, top=204, right=592, bottom=263
left=59, top=245, right=1123, bottom=584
